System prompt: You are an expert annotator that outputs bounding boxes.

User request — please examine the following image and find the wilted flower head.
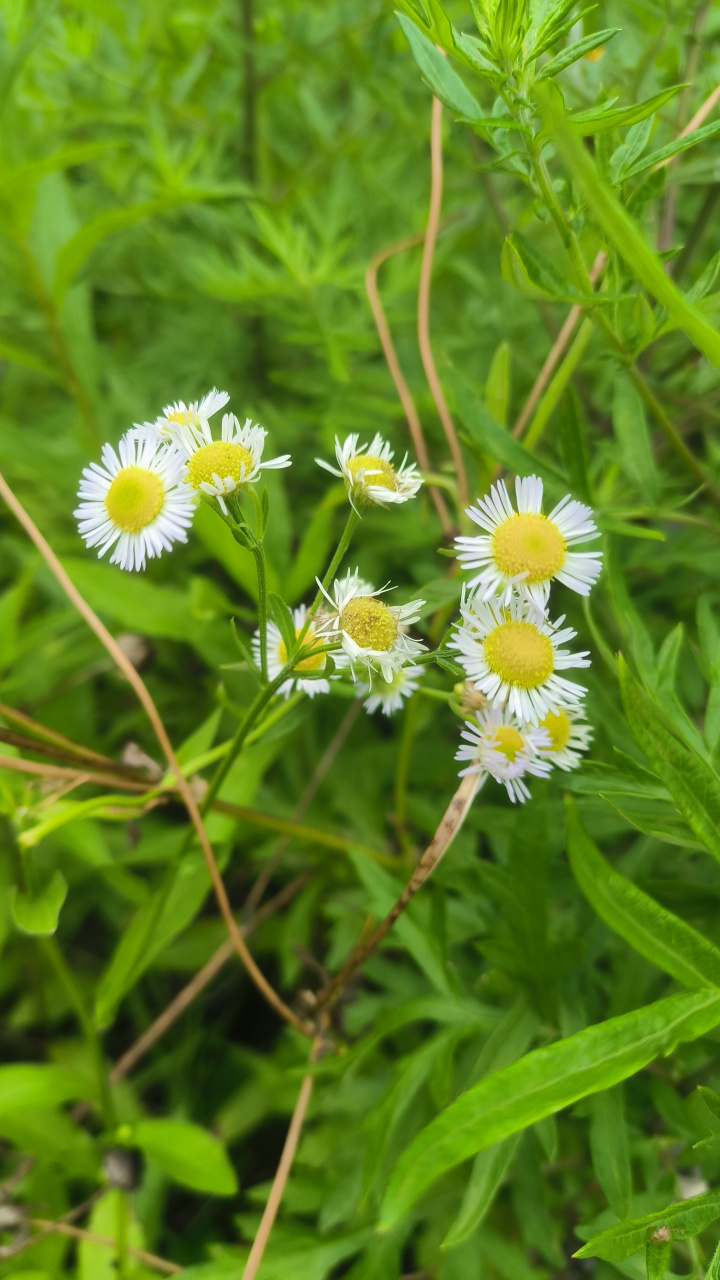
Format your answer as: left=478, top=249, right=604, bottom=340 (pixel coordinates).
left=316, top=433, right=422, bottom=511
left=456, top=705, right=553, bottom=804
left=317, top=570, right=426, bottom=680
left=358, top=664, right=424, bottom=716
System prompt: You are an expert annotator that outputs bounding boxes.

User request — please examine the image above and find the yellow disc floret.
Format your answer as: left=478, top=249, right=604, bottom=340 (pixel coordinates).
left=493, top=725, right=525, bottom=761
left=347, top=454, right=397, bottom=492
left=340, top=597, right=397, bottom=651
left=186, top=442, right=254, bottom=490
left=540, top=709, right=571, bottom=752
left=105, top=466, right=164, bottom=532
left=484, top=621, right=554, bottom=688
left=492, top=513, right=565, bottom=583
left=278, top=628, right=326, bottom=672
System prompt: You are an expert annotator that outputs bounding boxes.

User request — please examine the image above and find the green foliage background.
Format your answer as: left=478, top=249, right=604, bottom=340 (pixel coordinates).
left=3, top=0, right=720, bottom=1276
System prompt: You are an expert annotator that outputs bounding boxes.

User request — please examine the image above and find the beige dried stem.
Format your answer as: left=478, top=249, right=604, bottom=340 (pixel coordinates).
left=0, top=471, right=313, bottom=1040
left=29, top=1220, right=181, bottom=1276
left=366, top=236, right=453, bottom=533
left=418, top=92, right=470, bottom=510
left=316, top=769, right=481, bottom=1010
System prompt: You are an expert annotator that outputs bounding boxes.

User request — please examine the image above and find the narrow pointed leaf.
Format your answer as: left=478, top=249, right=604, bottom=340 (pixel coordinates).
left=537, top=28, right=619, bottom=80
left=565, top=800, right=720, bottom=989
left=379, top=988, right=720, bottom=1228
left=575, top=1186, right=720, bottom=1260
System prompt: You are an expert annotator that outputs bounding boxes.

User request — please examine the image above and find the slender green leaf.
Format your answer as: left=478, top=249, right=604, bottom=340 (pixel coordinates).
left=569, top=86, right=684, bottom=134
left=589, top=1087, right=631, bottom=1218
left=0, top=1064, right=85, bottom=1113
left=442, top=1134, right=521, bottom=1249
left=485, top=341, right=510, bottom=427
left=538, top=28, right=619, bottom=80
left=619, top=656, right=720, bottom=863
left=379, top=988, right=720, bottom=1227
left=575, top=1187, right=720, bottom=1260
left=611, top=373, right=657, bottom=502
left=622, top=119, right=720, bottom=182
left=134, top=1119, right=238, bottom=1195
left=268, top=591, right=297, bottom=655
left=10, top=870, right=67, bottom=935
left=538, top=86, right=720, bottom=370
left=448, top=366, right=564, bottom=485
left=396, top=14, right=482, bottom=117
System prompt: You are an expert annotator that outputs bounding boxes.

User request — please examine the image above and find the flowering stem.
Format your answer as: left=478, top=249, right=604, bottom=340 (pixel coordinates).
left=309, top=507, right=359, bottom=621
left=251, top=541, right=269, bottom=681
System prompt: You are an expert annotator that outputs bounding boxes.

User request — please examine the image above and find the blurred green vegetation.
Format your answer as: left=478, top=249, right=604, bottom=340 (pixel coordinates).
left=4, top=0, right=720, bottom=1276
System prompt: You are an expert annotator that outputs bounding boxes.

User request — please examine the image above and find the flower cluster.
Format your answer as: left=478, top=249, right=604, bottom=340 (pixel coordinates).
left=450, top=476, right=599, bottom=803
left=75, top=389, right=290, bottom=570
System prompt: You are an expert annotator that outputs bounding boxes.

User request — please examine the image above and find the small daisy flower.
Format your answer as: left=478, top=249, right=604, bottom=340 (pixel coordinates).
left=537, top=704, right=593, bottom=771
left=358, top=664, right=424, bottom=716
left=455, top=706, right=553, bottom=804
left=170, top=413, right=291, bottom=514
left=316, top=433, right=422, bottom=510
left=454, top=475, right=602, bottom=613
left=75, top=433, right=195, bottom=573
left=136, top=388, right=230, bottom=442
left=449, top=590, right=590, bottom=725
left=252, top=605, right=331, bottom=699
left=317, top=570, right=426, bottom=680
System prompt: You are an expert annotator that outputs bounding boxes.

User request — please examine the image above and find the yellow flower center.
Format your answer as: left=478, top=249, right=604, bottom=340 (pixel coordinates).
left=166, top=407, right=195, bottom=425
left=541, top=709, right=571, bottom=752
left=347, top=454, right=397, bottom=491
left=484, top=621, right=554, bottom=688
left=493, top=725, right=525, bottom=762
left=492, top=513, right=565, bottom=583
left=278, top=628, right=326, bottom=672
left=105, top=466, right=164, bottom=533
left=340, top=597, right=397, bottom=651
left=186, top=442, right=254, bottom=490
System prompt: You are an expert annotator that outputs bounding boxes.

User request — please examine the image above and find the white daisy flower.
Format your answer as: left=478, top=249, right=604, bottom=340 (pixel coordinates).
left=136, top=388, right=230, bottom=442
left=455, top=706, right=553, bottom=804
left=170, top=413, right=291, bottom=515
left=75, top=433, right=195, bottom=573
left=454, top=475, right=602, bottom=614
left=252, top=605, right=331, bottom=699
left=537, top=704, right=593, bottom=771
left=449, top=590, right=590, bottom=725
left=316, top=433, right=422, bottom=510
left=317, top=570, right=426, bottom=680
left=358, top=664, right=424, bottom=716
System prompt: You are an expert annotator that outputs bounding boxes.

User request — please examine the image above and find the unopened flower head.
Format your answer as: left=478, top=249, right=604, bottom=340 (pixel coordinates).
left=358, top=664, right=424, bottom=716
left=316, top=433, right=422, bottom=510
left=75, top=433, right=195, bottom=573
left=317, top=570, right=426, bottom=680
left=537, top=703, right=592, bottom=771
left=455, top=706, right=553, bottom=804
left=171, top=413, right=291, bottom=514
left=449, top=589, right=590, bottom=725
left=455, top=475, right=602, bottom=613
left=253, top=605, right=331, bottom=699
left=137, top=388, right=230, bottom=441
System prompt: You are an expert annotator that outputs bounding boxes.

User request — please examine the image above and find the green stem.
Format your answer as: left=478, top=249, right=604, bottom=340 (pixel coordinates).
left=307, top=507, right=360, bottom=624
left=41, top=936, right=115, bottom=1127
left=252, top=540, right=269, bottom=681
left=627, top=366, right=720, bottom=510
left=525, top=318, right=593, bottom=449
left=115, top=1190, right=129, bottom=1280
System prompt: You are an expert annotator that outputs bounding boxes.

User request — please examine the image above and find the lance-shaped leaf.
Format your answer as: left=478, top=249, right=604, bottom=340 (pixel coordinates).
left=396, top=14, right=482, bottom=118
left=565, top=800, right=720, bottom=989
left=575, top=1187, right=720, bottom=1260
left=379, top=988, right=720, bottom=1228
left=619, top=656, right=720, bottom=864
left=622, top=118, right=720, bottom=182
left=569, top=86, right=684, bottom=134
left=537, top=28, right=620, bottom=81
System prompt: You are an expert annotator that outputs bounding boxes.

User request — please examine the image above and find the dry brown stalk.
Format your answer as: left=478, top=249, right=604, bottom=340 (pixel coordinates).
left=0, top=471, right=313, bottom=1040
left=418, top=93, right=470, bottom=510
left=366, top=236, right=453, bottom=533
left=316, top=770, right=481, bottom=1009
left=0, top=700, right=134, bottom=771
left=510, top=249, right=607, bottom=443
left=0, top=753, right=146, bottom=793
left=30, top=1219, right=181, bottom=1275
left=241, top=1036, right=324, bottom=1280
